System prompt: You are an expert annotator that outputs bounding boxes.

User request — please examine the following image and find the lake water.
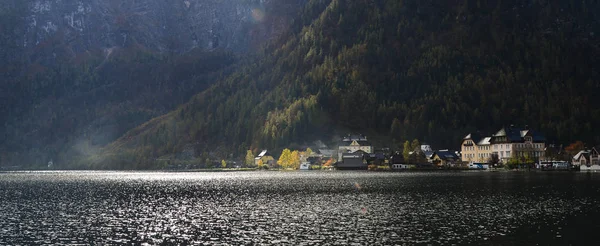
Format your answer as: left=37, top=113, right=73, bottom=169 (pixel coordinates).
left=1, top=171, right=600, bottom=245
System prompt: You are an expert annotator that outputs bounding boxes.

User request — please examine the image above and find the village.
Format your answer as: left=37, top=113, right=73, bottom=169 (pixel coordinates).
left=247, top=125, right=600, bottom=171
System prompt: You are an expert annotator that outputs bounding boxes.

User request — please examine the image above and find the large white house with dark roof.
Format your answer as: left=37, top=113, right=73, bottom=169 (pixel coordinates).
left=462, top=126, right=546, bottom=163
left=338, top=134, right=373, bottom=161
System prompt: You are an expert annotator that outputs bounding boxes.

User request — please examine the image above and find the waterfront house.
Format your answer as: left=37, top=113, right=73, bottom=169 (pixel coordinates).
left=390, top=153, right=404, bottom=164
left=431, top=150, right=460, bottom=167
left=338, top=134, right=373, bottom=161
left=392, top=164, right=416, bottom=169
left=490, top=126, right=546, bottom=162
left=299, top=162, right=311, bottom=170
left=573, top=148, right=600, bottom=168
left=255, top=150, right=275, bottom=167
left=338, top=150, right=368, bottom=170
left=461, top=133, right=492, bottom=163
left=462, top=126, right=546, bottom=164
left=367, top=152, right=387, bottom=166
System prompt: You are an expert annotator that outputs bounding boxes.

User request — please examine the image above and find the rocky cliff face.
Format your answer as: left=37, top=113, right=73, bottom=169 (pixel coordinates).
left=14, top=0, right=303, bottom=58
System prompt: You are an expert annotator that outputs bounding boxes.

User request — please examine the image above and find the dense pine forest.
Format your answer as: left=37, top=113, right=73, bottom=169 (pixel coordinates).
left=2, top=0, right=600, bottom=169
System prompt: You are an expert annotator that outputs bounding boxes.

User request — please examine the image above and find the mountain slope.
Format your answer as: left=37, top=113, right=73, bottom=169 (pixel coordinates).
left=0, top=0, right=306, bottom=168
left=93, top=0, right=600, bottom=169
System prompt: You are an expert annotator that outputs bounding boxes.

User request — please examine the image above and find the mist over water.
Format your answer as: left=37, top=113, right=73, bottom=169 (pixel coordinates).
left=1, top=171, right=599, bottom=245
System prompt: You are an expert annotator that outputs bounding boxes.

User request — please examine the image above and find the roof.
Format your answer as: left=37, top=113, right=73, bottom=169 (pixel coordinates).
left=522, top=129, right=546, bottom=142
left=368, top=152, right=386, bottom=160
left=573, top=150, right=590, bottom=161
left=423, top=151, right=434, bottom=158
left=352, top=150, right=368, bottom=155
left=390, top=154, right=404, bottom=164
left=339, top=140, right=371, bottom=147
left=493, top=126, right=545, bottom=143
left=574, top=149, right=600, bottom=161
left=342, top=134, right=368, bottom=141
left=257, top=150, right=270, bottom=158
left=342, top=153, right=365, bottom=159
left=477, top=137, right=491, bottom=145
left=463, top=132, right=483, bottom=143
left=433, top=150, right=459, bottom=161
left=340, top=134, right=371, bottom=146
left=318, top=149, right=335, bottom=157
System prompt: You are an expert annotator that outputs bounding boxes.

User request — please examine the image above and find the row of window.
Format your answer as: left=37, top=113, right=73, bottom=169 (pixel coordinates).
left=494, top=144, right=511, bottom=150
left=464, top=146, right=476, bottom=151
left=515, top=143, right=544, bottom=149
left=465, top=151, right=544, bottom=160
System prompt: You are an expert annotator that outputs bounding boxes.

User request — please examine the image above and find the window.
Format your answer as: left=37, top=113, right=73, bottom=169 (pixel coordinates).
left=507, top=151, right=510, bottom=157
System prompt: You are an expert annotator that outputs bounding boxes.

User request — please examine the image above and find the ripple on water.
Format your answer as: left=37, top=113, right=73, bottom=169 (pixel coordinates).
left=1, top=171, right=600, bottom=244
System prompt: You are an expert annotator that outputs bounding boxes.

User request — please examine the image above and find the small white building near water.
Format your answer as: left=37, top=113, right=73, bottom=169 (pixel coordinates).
left=468, top=163, right=489, bottom=169
left=392, top=164, right=415, bottom=170
left=300, top=162, right=311, bottom=170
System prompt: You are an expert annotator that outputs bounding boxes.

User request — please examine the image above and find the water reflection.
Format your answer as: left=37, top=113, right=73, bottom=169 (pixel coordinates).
left=0, top=171, right=599, bottom=244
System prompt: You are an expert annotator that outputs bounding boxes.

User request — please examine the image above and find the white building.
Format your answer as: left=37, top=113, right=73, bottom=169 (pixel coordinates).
left=338, top=134, right=373, bottom=161
left=462, top=126, right=546, bottom=163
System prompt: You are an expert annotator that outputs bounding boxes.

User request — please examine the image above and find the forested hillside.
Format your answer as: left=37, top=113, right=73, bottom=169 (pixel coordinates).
left=2, top=0, right=600, bottom=169
left=0, top=0, right=303, bottom=168
left=89, top=0, right=600, bottom=169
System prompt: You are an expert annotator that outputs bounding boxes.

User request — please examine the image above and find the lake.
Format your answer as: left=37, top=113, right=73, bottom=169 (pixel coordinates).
left=1, top=171, right=599, bottom=245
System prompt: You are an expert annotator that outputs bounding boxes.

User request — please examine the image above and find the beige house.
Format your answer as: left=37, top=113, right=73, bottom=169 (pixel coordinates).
left=255, top=150, right=275, bottom=167
left=462, top=126, right=546, bottom=163
left=461, top=134, right=492, bottom=163
left=338, top=134, right=373, bottom=161
left=431, top=150, right=460, bottom=167
left=573, top=148, right=600, bottom=167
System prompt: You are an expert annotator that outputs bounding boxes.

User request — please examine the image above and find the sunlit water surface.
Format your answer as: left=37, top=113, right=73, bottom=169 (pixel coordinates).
left=1, top=171, right=600, bottom=245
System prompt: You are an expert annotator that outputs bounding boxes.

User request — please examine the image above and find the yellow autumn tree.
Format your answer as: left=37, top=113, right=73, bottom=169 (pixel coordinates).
left=221, top=160, right=227, bottom=168
left=258, top=159, right=264, bottom=169
left=306, top=148, right=313, bottom=156
left=278, top=148, right=292, bottom=168
left=291, top=150, right=300, bottom=169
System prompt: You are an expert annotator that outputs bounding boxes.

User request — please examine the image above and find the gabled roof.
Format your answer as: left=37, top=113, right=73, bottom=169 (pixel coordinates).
left=340, top=134, right=371, bottom=146
left=423, top=151, right=434, bottom=159
left=352, top=150, right=368, bottom=155
left=493, top=128, right=507, bottom=137
left=592, top=147, right=600, bottom=157
left=432, top=150, right=459, bottom=161
left=339, top=140, right=371, bottom=146
left=463, top=133, right=483, bottom=143
left=477, top=137, right=491, bottom=145
left=573, top=150, right=590, bottom=161
left=493, top=126, right=546, bottom=143
left=523, top=129, right=546, bottom=142
left=390, top=154, right=404, bottom=164
left=318, top=149, right=335, bottom=156
left=257, top=150, right=270, bottom=158
left=368, top=152, right=386, bottom=160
